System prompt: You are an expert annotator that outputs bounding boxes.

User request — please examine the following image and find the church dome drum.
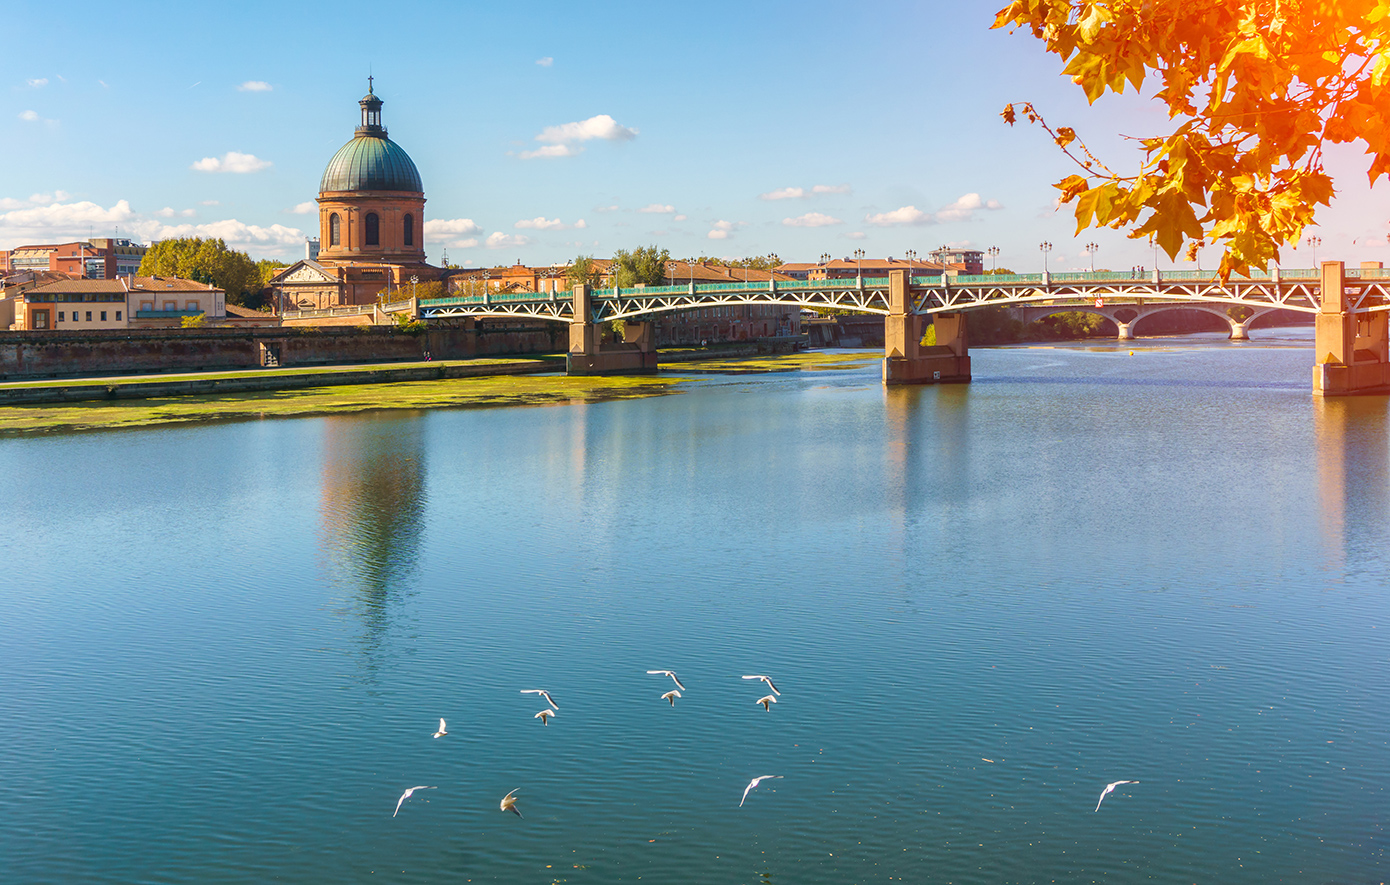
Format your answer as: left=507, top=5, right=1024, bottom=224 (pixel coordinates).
left=319, top=135, right=422, bottom=193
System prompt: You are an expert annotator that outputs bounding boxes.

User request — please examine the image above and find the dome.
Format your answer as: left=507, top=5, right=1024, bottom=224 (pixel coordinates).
left=319, top=135, right=423, bottom=193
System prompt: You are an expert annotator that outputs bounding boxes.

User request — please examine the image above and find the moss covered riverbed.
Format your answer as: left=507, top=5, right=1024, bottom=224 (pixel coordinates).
left=0, top=350, right=880, bottom=436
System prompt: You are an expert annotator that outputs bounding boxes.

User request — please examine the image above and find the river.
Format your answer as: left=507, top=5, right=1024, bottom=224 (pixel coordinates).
left=2, top=329, right=1386, bottom=883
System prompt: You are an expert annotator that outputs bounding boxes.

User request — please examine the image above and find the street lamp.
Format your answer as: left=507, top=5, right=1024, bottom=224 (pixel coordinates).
left=1084, top=242, right=1099, bottom=272
left=1307, top=235, right=1322, bottom=268
left=905, top=248, right=917, bottom=276
left=1039, top=241, right=1053, bottom=273
left=987, top=245, right=1000, bottom=272
left=853, top=248, right=865, bottom=278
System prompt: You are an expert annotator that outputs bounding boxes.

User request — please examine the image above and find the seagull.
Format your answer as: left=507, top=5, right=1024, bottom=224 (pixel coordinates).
left=1095, top=780, right=1138, bottom=812
left=534, top=709, right=556, bottom=726
left=740, top=775, right=783, bottom=807
left=742, top=675, right=780, bottom=696
left=755, top=695, right=777, bottom=711
left=647, top=670, right=686, bottom=691
left=661, top=690, right=681, bottom=706
left=393, top=785, right=435, bottom=817
left=500, top=788, right=523, bottom=818
left=432, top=718, right=448, bottom=739
left=521, top=689, right=558, bottom=710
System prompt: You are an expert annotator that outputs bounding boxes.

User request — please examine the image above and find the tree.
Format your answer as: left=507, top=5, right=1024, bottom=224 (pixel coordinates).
left=139, top=237, right=263, bottom=305
left=611, top=245, right=671, bottom=287
left=994, top=0, right=1390, bottom=278
left=695, top=253, right=783, bottom=271
left=566, top=255, right=603, bottom=288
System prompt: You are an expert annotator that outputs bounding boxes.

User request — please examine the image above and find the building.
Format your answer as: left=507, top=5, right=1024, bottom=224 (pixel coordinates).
left=9, top=279, right=130, bottom=330
left=0, top=238, right=146, bottom=280
left=270, top=82, right=443, bottom=312
left=125, top=276, right=226, bottom=327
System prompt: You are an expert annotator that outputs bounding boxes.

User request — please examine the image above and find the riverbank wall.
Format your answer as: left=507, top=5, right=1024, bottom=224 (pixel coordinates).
left=0, top=321, right=565, bottom=381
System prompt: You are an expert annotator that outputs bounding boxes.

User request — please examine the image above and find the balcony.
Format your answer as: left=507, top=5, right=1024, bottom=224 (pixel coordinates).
left=134, top=309, right=203, bottom=319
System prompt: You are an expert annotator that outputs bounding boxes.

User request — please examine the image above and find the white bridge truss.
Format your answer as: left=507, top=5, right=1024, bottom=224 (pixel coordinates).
left=417, top=269, right=1390, bottom=324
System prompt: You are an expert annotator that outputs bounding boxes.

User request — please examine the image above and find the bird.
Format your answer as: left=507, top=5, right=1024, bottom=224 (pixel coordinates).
left=535, top=709, right=556, bottom=726
left=661, top=690, right=681, bottom=706
left=521, top=689, right=558, bottom=710
left=755, top=695, right=777, bottom=711
left=432, top=718, right=447, bottom=739
left=742, top=675, right=780, bottom=696
left=393, top=785, right=435, bottom=818
left=740, top=775, right=782, bottom=807
left=647, top=670, right=686, bottom=691
left=500, top=788, right=522, bottom=818
left=1095, top=780, right=1138, bottom=812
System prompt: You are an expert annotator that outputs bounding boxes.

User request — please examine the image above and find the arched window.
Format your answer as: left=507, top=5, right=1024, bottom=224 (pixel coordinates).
left=403, top=213, right=414, bottom=247
left=329, top=213, right=341, bottom=246
left=364, top=212, right=380, bottom=246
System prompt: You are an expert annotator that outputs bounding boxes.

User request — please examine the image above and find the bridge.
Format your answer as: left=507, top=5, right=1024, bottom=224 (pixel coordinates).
left=410, top=261, right=1390, bottom=396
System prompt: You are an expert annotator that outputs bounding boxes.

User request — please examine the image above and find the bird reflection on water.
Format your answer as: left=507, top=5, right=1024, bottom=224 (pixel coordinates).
left=316, top=414, right=428, bottom=678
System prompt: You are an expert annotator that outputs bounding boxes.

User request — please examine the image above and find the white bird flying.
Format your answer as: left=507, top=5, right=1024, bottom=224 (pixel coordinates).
left=755, top=695, right=777, bottom=711
left=661, top=690, right=681, bottom=706
left=740, top=775, right=783, bottom=807
left=432, top=718, right=447, bottom=738
left=393, top=785, right=435, bottom=817
left=534, top=709, right=556, bottom=726
left=521, top=689, right=558, bottom=710
left=647, top=670, right=686, bottom=691
left=500, top=788, right=522, bottom=817
left=742, top=675, right=781, bottom=696
left=1095, top=780, right=1139, bottom=812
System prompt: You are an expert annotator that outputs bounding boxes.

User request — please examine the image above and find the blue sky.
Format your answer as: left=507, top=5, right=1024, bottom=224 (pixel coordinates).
left=3, top=0, right=1386, bottom=271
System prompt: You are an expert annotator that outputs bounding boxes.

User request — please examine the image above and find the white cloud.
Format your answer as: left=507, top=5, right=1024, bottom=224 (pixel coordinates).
left=199, top=199, right=220, bottom=206
left=28, top=191, right=71, bottom=204
left=865, top=205, right=933, bottom=226
left=782, top=212, right=843, bottom=228
left=537, top=114, right=638, bottom=144
left=425, top=217, right=482, bottom=236
left=515, top=216, right=566, bottom=230
left=707, top=230, right=731, bottom=240
left=574, top=219, right=587, bottom=229
left=536, top=57, right=554, bottom=67
left=238, top=80, right=273, bottom=92
left=18, top=110, right=39, bottom=122
left=145, top=219, right=303, bottom=249
left=191, top=151, right=272, bottom=173
left=845, top=231, right=867, bottom=240
left=26, top=78, right=48, bottom=88
left=638, top=203, right=675, bottom=214
left=760, top=184, right=852, bottom=200
left=595, top=204, right=619, bottom=212
left=288, top=201, right=317, bottom=214
left=486, top=231, right=533, bottom=249
left=0, top=198, right=134, bottom=241
left=707, top=220, right=744, bottom=240
left=760, top=187, right=806, bottom=201
left=933, top=192, right=1003, bottom=223
left=449, top=237, right=480, bottom=249
left=519, top=144, right=580, bottom=160
left=155, top=207, right=196, bottom=218
left=672, top=214, right=687, bottom=222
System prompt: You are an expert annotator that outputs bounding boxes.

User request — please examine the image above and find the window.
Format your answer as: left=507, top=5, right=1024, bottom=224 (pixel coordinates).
left=329, top=213, right=341, bottom=246
left=33, top=309, right=50, bottom=329
left=116, top=311, right=122, bottom=321
left=85, top=311, right=92, bottom=322
left=365, top=212, right=380, bottom=246
left=58, top=311, right=65, bottom=321
left=140, top=301, right=154, bottom=312
left=186, top=301, right=199, bottom=311
left=101, top=311, right=107, bottom=321
left=163, top=301, right=177, bottom=311
left=403, top=213, right=413, bottom=246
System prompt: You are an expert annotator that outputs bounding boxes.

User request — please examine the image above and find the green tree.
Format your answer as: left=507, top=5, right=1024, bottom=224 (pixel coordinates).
left=611, top=245, right=671, bottom=287
left=139, top=237, right=263, bottom=306
left=995, top=0, right=1390, bottom=278
left=180, top=313, right=207, bottom=328
left=696, top=253, right=783, bottom=271
left=566, top=255, right=603, bottom=288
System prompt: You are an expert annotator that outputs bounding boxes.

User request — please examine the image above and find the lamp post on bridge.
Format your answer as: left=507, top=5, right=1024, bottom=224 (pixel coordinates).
left=853, top=248, right=865, bottom=280
left=1084, top=242, right=1099, bottom=272
left=1307, top=235, right=1322, bottom=268
left=1039, top=241, right=1053, bottom=273
left=905, top=249, right=916, bottom=277
left=987, top=245, right=1000, bottom=272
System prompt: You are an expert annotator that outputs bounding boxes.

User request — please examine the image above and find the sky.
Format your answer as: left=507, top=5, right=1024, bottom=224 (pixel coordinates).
left=3, top=0, right=1387, bottom=272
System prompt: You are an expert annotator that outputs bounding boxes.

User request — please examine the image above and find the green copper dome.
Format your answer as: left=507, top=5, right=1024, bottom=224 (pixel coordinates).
left=318, top=84, right=423, bottom=193
left=319, top=135, right=423, bottom=193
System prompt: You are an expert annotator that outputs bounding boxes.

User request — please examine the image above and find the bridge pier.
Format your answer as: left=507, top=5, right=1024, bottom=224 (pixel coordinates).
left=883, top=270, right=970, bottom=385
left=1313, top=261, right=1390, bottom=396
left=1229, top=322, right=1250, bottom=340
left=566, top=284, right=658, bottom=376
left=1116, top=321, right=1135, bottom=340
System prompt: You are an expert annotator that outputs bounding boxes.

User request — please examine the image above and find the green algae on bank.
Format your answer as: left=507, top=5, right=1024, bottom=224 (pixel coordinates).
left=0, top=372, right=688, bottom=435
left=672, top=350, right=879, bottom=374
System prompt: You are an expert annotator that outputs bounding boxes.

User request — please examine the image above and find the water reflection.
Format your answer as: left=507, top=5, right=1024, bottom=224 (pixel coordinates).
left=317, top=414, right=428, bottom=673
left=1313, top=396, right=1390, bottom=571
